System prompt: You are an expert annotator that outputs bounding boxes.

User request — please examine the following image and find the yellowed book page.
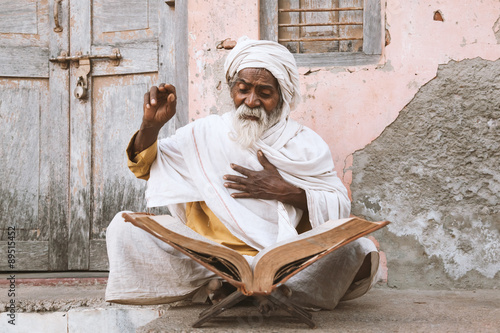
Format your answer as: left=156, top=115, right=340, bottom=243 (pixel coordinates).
left=251, top=218, right=390, bottom=293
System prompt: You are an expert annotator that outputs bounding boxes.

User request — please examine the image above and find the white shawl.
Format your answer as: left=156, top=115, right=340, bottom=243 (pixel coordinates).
left=145, top=113, right=350, bottom=251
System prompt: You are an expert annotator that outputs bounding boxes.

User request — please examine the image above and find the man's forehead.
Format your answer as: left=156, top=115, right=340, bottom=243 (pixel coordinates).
left=236, top=68, right=278, bottom=89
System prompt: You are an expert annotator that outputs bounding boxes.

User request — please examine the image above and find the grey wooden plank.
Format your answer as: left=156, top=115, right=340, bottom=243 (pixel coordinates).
left=260, top=0, right=278, bottom=41
left=159, top=0, right=177, bottom=136
left=0, top=80, right=44, bottom=241
left=91, top=74, right=155, bottom=237
left=68, top=0, right=92, bottom=270
left=172, top=0, right=189, bottom=128
left=159, top=0, right=188, bottom=133
left=91, top=42, right=158, bottom=76
left=92, top=0, right=158, bottom=46
left=159, top=3, right=175, bottom=84
left=0, top=47, right=49, bottom=77
left=94, top=0, right=149, bottom=33
left=67, top=93, right=92, bottom=270
left=148, top=0, right=160, bottom=35
left=88, top=1, right=163, bottom=271
left=0, top=0, right=38, bottom=34
left=89, top=240, right=108, bottom=271
left=45, top=0, right=70, bottom=271
left=0, top=0, right=49, bottom=51
left=339, top=0, right=363, bottom=53
left=0, top=0, right=64, bottom=273
left=89, top=0, right=162, bottom=270
left=279, top=0, right=301, bottom=53
left=0, top=241, right=49, bottom=271
left=294, top=52, right=380, bottom=67
left=363, top=0, right=382, bottom=55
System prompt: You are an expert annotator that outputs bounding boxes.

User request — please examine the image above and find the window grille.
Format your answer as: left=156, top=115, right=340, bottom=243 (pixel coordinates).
left=278, top=0, right=364, bottom=54
left=261, top=0, right=382, bottom=66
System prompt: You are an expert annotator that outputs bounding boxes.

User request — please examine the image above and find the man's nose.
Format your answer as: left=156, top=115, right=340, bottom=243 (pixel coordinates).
left=245, top=92, right=260, bottom=108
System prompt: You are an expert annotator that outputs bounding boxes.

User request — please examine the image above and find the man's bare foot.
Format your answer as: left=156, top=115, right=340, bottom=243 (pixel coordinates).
left=256, top=284, right=292, bottom=316
left=210, top=281, right=237, bottom=303
left=206, top=278, right=222, bottom=294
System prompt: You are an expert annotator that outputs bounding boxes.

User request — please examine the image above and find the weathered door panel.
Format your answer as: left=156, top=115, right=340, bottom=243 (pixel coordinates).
left=0, top=79, right=49, bottom=270
left=0, top=0, right=70, bottom=271
left=90, top=73, right=158, bottom=270
left=0, top=0, right=50, bottom=77
left=70, top=0, right=187, bottom=270
left=67, top=0, right=161, bottom=270
left=0, top=0, right=186, bottom=272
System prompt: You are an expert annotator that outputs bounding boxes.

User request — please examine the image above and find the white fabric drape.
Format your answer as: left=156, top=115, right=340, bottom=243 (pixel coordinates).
left=145, top=113, right=351, bottom=251
left=146, top=37, right=350, bottom=250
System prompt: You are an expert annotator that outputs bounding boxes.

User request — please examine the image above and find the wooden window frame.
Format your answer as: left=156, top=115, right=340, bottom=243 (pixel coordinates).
left=260, top=0, right=383, bottom=67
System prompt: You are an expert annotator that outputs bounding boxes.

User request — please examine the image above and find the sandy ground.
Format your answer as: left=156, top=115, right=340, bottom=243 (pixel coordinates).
left=137, top=288, right=500, bottom=333
left=0, top=276, right=498, bottom=333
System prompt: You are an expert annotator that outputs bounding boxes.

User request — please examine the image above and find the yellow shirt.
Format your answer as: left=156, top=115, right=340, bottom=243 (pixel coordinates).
left=126, top=133, right=258, bottom=256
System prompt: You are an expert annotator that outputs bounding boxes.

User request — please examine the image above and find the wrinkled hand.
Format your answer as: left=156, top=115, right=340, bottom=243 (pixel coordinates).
left=132, top=84, right=176, bottom=154
left=142, top=83, right=176, bottom=129
left=223, top=151, right=307, bottom=210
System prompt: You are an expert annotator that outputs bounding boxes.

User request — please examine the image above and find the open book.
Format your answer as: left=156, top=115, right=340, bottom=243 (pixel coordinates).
left=122, top=212, right=389, bottom=296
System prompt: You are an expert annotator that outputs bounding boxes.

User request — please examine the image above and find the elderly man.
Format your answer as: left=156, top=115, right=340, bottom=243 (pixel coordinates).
left=105, top=38, right=380, bottom=310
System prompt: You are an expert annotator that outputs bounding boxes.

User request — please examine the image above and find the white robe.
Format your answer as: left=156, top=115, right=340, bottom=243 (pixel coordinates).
left=146, top=112, right=351, bottom=250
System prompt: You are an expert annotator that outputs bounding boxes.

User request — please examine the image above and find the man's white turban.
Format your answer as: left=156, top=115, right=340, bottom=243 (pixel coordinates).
left=224, top=37, right=301, bottom=118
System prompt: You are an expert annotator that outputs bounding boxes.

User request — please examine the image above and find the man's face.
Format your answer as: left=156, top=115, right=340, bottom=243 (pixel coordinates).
left=231, top=68, right=281, bottom=115
left=230, top=68, right=282, bottom=148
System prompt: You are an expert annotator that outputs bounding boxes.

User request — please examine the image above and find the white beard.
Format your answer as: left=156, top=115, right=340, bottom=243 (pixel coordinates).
left=231, top=104, right=281, bottom=149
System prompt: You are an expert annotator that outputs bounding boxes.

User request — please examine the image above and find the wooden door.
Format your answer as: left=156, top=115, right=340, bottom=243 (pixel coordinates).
left=0, top=0, right=187, bottom=271
left=0, top=0, right=69, bottom=271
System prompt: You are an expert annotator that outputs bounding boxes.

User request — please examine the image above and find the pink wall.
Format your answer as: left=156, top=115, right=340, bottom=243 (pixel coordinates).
left=187, top=0, right=500, bottom=196
left=187, top=0, right=259, bottom=121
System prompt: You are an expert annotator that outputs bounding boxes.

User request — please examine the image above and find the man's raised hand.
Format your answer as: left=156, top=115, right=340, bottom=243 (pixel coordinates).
left=142, top=83, right=176, bottom=129
left=132, top=84, right=176, bottom=155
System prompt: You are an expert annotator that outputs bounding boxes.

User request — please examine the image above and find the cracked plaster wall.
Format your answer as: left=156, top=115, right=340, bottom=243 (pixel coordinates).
left=351, top=58, right=500, bottom=288
left=185, top=0, right=500, bottom=288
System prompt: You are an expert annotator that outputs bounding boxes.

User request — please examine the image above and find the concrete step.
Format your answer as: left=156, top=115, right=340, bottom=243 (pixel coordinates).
left=0, top=273, right=168, bottom=333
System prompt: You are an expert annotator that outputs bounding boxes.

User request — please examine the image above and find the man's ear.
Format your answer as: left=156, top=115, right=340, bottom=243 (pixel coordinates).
left=228, top=74, right=239, bottom=98
left=229, top=80, right=237, bottom=96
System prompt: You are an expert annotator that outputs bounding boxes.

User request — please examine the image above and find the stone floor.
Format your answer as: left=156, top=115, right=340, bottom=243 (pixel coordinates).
left=0, top=273, right=499, bottom=333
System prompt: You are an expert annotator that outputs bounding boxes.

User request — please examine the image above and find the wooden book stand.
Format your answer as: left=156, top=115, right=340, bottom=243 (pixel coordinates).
left=192, top=288, right=316, bottom=328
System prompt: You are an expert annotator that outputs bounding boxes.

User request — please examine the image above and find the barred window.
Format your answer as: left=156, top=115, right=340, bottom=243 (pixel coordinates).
left=261, top=0, right=383, bottom=66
